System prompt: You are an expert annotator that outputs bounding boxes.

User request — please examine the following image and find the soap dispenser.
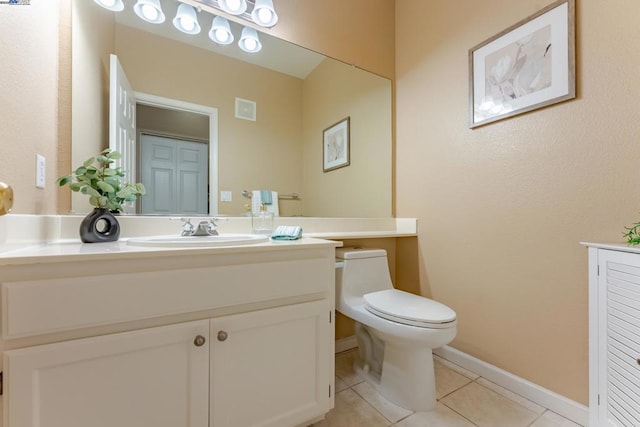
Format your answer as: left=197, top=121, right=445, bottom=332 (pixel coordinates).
left=252, top=203, right=274, bottom=235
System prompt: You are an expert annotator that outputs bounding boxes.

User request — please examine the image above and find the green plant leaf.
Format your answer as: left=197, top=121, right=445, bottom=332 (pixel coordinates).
left=83, top=157, right=96, bottom=167
left=97, top=181, right=115, bottom=193
left=107, top=151, right=122, bottom=160
left=57, top=176, right=71, bottom=186
left=69, top=182, right=83, bottom=192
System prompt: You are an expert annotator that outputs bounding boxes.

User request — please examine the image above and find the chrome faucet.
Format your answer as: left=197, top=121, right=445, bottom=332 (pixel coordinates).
left=178, top=218, right=220, bottom=236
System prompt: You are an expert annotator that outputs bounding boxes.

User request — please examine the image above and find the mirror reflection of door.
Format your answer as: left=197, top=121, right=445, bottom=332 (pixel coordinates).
left=109, top=54, right=137, bottom=214
left=140, top=134, right=208, bottom=215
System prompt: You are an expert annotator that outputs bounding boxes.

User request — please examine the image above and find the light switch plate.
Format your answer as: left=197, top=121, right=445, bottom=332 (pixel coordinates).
left=36, top=154, right=46, bottom=189
left=220, top=191, right=232, bottom=202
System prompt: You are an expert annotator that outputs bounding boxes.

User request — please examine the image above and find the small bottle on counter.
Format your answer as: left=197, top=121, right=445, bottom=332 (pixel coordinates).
left=252, top=203, right=274, bottom=235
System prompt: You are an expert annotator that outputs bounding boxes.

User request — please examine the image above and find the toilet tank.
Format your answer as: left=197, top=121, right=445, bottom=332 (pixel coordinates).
left=335, top=248, right=394, bottom=299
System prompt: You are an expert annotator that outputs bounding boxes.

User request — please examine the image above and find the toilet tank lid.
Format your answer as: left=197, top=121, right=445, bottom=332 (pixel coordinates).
left=335, top=248, right=387, bottom=259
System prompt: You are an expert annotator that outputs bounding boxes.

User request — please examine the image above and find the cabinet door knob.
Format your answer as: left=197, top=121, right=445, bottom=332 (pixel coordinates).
left=217, top=331, right=228, bottom=342
left=193, top=335, right=206, bottom=347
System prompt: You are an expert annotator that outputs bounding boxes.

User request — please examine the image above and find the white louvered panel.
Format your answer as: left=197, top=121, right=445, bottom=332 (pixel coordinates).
left=609, top=314, right=640, bottom=341
left=608, top=347, right=640, bottom=384
left=609, top=369, right=640, bottom=409
left=609, top=300, right=640, bottom=329
left=607, top=259, right=640, bottom=427
left=608, top=261, right=640, bottom=283
left=609, top=398, right=638, bottom=427
left=609, top=389, right=640, bottom=424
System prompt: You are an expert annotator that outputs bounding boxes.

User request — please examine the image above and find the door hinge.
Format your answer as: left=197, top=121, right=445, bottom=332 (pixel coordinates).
left=597, top=264, right=600, bottom=276
left=329, top=384, right=332, bottom=398
left=598, top=394, right=600, bottom=405
left=329, top=310, right=332, bottom=324
left=0, top=371, right=3, bottom=396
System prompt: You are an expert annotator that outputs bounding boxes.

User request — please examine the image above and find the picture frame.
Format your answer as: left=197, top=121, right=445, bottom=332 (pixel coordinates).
left=469, top=0, right=575, bottom=128
left=323, top=117, right=350, bottom=172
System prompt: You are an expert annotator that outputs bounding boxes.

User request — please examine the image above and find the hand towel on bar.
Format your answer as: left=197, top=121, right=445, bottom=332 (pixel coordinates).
left=251, top=190, right=279, bottom=216
left=271, top=225, right=302, bottom=240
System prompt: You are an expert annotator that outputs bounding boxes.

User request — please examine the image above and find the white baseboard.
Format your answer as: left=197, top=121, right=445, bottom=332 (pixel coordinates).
left=434, top=345, right=589, bottom=426
left=335, top=335, right=358, bottom=353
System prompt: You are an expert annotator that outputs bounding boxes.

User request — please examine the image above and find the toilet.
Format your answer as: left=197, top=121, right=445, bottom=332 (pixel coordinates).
left=335, top=248, right=457, bottom=411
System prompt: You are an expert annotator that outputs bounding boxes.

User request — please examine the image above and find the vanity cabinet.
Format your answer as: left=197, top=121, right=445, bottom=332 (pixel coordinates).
left=4, top=320, right=211, bottom=427
left=210, top=300, right=330, bottom=427
left=0, top=241, right=336, bottom=427
left=587, top=245, right=640, bottom=427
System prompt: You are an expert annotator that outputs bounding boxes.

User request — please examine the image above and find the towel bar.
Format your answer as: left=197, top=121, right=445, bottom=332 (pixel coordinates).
left=241, top=190, right=300, bottom=200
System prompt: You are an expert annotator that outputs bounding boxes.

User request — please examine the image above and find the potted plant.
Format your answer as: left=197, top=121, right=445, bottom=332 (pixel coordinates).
left=57, top=148, right=145, bottom=243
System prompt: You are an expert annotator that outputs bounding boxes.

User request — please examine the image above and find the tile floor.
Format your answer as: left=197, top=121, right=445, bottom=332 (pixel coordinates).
left=311, top=349, right=582, bottom=427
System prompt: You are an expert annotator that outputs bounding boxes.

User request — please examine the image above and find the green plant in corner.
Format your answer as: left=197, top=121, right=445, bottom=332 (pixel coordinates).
left=57, top=148, right=145, bottom=212
left=623, top=219, right=640, bottom=246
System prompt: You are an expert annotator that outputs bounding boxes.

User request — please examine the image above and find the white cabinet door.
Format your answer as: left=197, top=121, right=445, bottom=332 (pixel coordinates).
left=4, top=320, right=210, bottom=427
left=210, top=300, right=333, bottom=427
left=595, top=249, right=640, bottom=427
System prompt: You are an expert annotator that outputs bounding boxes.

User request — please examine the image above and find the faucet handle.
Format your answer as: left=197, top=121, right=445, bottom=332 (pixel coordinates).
left=178, top=217, right=194, bottom=236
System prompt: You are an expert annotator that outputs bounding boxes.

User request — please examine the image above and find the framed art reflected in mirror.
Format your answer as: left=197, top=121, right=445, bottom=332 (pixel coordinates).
left=323, top=117, right=350, bottom=172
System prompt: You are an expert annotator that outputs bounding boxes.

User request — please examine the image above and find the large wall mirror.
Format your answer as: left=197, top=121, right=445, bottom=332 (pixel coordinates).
left=72, top=0, right=392, bottom=218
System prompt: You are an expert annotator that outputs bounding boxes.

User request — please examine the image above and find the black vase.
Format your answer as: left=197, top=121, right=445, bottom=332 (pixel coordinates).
left=79, top=208, right=120, bottom=243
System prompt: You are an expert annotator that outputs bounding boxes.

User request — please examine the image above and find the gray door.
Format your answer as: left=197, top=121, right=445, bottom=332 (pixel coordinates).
left=140, top=134, right=208, bottom=215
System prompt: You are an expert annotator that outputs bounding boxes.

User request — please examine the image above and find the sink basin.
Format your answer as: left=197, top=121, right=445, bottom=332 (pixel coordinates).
left=126, top=234, right=270, bottom=248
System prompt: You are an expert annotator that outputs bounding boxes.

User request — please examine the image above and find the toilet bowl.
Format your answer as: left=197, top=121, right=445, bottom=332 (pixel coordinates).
left=335, top=248, right=457, bottom=411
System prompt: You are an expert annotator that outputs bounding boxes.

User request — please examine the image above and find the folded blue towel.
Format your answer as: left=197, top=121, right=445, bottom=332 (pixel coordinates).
left=271, top=225, right=302, bottom=240
left=260, top=190, right=273, bottom=205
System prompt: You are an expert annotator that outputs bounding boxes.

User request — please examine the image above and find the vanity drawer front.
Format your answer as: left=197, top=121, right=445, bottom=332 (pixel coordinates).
left=2, top=257, right=331, bottom=339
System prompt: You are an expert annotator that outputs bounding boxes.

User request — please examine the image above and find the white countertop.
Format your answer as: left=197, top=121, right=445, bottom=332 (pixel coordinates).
left=0, top=215, right=417, bottom=265
left=0, top=237, right=341, bottom=266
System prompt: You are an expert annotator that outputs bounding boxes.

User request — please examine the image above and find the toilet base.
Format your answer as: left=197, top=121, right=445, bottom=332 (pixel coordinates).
left=355, top=344, right=437, bottom=412
left=353, top=321, right=440, bottom=412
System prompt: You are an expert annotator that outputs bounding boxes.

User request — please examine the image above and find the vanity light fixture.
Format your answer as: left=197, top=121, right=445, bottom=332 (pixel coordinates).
left=133, top=0, right=166, bottom=24
left=94, top=0, right=124, bottom=12
left=173, top=3, right=201, bottom=34
left=217, top=0, right=248, bottom=15
left=238, top=26, right=261, bottom=53
left=209, top=16, right=234, bottom=45
left=251, top=0, right=278, bottom=27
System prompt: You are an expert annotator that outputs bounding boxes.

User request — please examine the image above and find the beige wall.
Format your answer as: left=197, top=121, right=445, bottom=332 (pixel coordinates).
left=0, top=0, right=61, bottom=214
left=396, top=0, right=640, bottom=404
left=302, top=59, right=393, bottom=218
left=268, top=0, right=395, bottom=80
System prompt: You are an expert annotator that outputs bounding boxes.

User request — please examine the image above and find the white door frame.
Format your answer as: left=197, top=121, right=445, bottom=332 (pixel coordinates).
left=135, top=92, right=219, bottom=216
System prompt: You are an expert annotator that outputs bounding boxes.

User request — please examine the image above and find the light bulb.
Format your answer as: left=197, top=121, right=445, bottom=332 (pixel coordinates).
left=227, top=0, right=241, bottom=12
left=244, top=38, right=257, bottom=51
left=256, top=8, right=272, bottom=24
left=209, top=16, right=234, bottom=45
left=141, top=4, right=158, bottom=21
left=215, top=29, right=229, bottom=43
left=94, top=0, right=124, bottom=12
left=180, top=17, right=195, bottom=31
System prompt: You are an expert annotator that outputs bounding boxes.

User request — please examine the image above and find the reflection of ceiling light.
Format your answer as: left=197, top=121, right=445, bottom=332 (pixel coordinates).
left=94, top=0, right=124, bottom=12
left=209, top=16, right=234, bottom=45
left=238, top=26, right=261, bottom=53
left=133, top=0, right=165, bottom=24
left=251, top=0, right=278, bottom=27
left=218, top=0, right=247, bottom=15
left=173, top=3, right=201, bottom=34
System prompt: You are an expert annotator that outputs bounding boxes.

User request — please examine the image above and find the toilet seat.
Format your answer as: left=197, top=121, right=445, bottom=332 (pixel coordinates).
left=363, top=289, right=456, bottom=329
